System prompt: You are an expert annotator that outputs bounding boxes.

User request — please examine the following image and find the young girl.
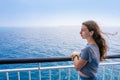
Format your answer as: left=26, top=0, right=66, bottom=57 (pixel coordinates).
left=72, top=20, right=107, bottom=80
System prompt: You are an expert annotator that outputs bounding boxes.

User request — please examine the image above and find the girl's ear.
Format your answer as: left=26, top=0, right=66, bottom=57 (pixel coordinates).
left=90, top=31, right=94, bottom=36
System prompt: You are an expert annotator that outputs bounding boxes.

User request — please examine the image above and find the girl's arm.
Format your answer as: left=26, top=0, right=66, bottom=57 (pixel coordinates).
left=72, top=51, right=87, bottom=70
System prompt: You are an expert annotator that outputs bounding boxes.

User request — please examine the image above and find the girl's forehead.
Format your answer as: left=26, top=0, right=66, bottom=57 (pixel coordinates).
left=81, top=25, right=88, bottom=29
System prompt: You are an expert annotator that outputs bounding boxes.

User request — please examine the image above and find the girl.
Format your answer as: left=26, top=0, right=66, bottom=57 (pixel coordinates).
left=72, top=20, right=107, bottom=80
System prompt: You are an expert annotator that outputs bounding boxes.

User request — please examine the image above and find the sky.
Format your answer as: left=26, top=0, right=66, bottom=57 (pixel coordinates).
left=0, top=0, right=120, bottom=27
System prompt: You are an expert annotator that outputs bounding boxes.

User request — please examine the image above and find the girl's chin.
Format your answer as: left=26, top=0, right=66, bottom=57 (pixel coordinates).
left=81, top=37, right=86, bottom=39
left=81, top=35, right=86, bottom=39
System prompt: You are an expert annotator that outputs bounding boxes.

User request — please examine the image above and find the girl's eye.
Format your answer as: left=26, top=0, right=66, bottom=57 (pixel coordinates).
left=81, top=29, right=85, bottom=31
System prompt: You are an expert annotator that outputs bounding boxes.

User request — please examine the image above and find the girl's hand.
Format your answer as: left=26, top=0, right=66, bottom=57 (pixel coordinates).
left=71, top=51, right=80, bottom=60
left=71, top=51, right=79, bottom=56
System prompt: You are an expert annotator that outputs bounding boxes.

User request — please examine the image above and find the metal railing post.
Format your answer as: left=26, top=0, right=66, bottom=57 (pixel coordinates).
left=28, top=71, right=31, bottom=80
left=17, top=72, right=20, bottom=80
left=38, top=63, right=41, bottom=80
left=59, top=69, right=61, bottom=80
left=102, top=65, right=106, bottom=80
left=110, top=65, right=114, bottom=80
left=68, top=68, right=70, bottom=80
left=6, top=72, right=9, bottom=80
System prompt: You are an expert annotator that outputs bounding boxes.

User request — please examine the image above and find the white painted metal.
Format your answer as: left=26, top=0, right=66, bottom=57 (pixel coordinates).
left=0, top=62, right=120, bottom=80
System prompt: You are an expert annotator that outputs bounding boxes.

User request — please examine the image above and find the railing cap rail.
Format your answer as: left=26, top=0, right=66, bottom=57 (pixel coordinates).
left=0, top=54, right=120, bottom=64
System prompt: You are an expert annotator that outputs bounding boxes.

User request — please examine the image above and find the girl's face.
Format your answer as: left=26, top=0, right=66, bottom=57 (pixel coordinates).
left=80, top=25, right=92, bottom=39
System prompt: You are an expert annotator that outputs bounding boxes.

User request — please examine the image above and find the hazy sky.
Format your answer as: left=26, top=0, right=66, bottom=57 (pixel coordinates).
left=0, top=0, right=120, bottom=27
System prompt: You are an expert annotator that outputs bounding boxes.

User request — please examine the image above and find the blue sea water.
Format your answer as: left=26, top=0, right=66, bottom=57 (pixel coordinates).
left=0, top=27, right=120, bottom=80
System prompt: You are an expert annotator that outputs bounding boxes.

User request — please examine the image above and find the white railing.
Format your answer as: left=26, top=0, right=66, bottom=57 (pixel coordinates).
left=0, top=62, right=120, bottom=80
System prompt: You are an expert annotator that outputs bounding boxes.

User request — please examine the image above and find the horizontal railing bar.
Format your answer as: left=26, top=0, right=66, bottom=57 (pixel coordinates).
left=0, top=65, right=74, bottom=72
left=0, top=67, right=39, bottom=72
left=106, top=54, right=120, bottom=59
left=0, top=62, right=120, bottom=72
left=0, top=54, right=120, bottom=64
left=0, top=57, right=71, bottom=64
left=99, top=62, right=120, bottom=65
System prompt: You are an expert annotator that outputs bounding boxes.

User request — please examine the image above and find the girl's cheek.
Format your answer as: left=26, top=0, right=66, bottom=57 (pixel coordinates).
left=82, top=32, right=86, bottom=35
left=84, top=32, right=89, bottom=36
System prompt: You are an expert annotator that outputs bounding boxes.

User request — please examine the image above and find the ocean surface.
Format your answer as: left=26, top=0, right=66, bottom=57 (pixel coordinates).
left=0, top=27, right=120, bottom=80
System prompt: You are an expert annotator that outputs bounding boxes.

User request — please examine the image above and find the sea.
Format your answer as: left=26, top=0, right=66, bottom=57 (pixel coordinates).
left=0, top=26, right=120, bottom=80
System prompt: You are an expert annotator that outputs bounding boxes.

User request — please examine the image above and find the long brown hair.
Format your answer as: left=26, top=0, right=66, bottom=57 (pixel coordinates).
left=82, top=20, right=107, bottom=61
